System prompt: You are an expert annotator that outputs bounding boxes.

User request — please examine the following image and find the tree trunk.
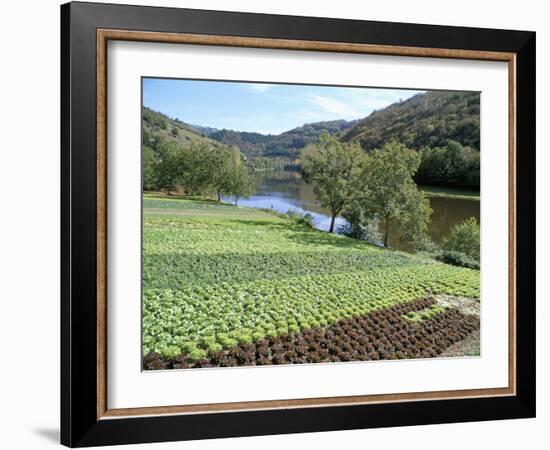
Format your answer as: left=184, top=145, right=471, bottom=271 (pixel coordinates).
left=217, top=190, right=221, bottom=202
left=383, top=218, right=390, bottom=248
left=329, top=214, right=336, bottom=233
left=235, top=196, right=239, bottom=206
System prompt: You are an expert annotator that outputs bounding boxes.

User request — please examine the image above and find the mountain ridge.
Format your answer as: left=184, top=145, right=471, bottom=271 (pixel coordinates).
left=342, top=91, right=480, bottom=151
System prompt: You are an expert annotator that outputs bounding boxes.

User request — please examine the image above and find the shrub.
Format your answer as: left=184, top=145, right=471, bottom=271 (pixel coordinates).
left=286, top=209, right=313, bottom=228
left=338, top=217, right=382, bottom=246
left=444, top=217, right=480, bottom=261
left=297, top=213, right=313, bottom=228
left=437, top=250, right=480, bottom=270
left=171, top=127, right=179, bottom=136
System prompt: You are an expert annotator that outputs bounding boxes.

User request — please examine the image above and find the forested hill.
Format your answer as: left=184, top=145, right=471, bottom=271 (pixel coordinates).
left=143, top=107, right=357, bottom=159
left=142, top=107, right=228, bottom=150
left=143, top=89, right=481, bottom=189
left=208, top=119, right=359, bottom=158
left=342, top=91, right=480, bottom=151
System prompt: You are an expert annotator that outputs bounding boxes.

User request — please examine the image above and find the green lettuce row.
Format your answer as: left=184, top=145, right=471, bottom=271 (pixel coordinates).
left=143, top=264, right=479, bottom=359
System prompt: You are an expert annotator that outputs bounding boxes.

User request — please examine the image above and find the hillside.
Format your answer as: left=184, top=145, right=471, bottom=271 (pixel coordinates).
left=143, top=90, right=481, bottom=189
left=207, top=129, right=274, bottom=157
left=209, top=119, right=359, bottom=158
left=143, top=107, right=357, bottom=159
left=342, top=91, right=480, bottom=151
left=142, top=107, right=228, bottom=150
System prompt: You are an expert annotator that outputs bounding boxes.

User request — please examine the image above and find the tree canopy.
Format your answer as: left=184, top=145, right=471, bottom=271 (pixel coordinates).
left=348, top=141, right=432, bottom=248
left=302, top=133, right=366, bottom=233
left=142, top=133, right=255, bottom=202
left=444, top=217, right=480, bottom=261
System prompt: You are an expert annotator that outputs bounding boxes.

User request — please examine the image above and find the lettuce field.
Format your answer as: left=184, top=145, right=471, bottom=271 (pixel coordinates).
left=142, top=196, right=480, bottom=369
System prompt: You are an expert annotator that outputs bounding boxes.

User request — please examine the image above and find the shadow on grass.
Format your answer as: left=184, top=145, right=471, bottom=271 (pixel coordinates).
left=224, top=218, right=382, bottom=250
left=143, top=247, right=414, bottom=289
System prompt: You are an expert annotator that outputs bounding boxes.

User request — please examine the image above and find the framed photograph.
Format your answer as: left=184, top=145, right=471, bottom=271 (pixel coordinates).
left=61, top=1, right=536, bottom=447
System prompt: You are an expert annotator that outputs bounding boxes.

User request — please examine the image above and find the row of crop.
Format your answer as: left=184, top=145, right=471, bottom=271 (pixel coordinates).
left=143, top=248, right=421, bottom=289
left=144, top=217, right=393, bottom=255
left=143, top=298, right=480, bottom=369
left=142, top=264, right=479, bottom=359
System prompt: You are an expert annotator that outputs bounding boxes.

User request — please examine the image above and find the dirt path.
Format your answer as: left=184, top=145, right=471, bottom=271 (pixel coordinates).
left=433, top=294, right=480, bottom=317
left=433, top=295, right=480, bottom=357
left=440, top=329, right=480, bottom=357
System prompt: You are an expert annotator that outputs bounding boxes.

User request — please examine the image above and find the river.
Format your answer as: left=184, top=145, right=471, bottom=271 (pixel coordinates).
left=224, top=170, right=480, bottom=253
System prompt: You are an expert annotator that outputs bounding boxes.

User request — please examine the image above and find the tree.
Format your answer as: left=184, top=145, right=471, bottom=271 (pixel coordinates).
left=207, top=148, right=232, bottom=202
left=302, top=133, right=366, bottom=232
left=444, top=217, right=480, bottom=261
left=416, top=140, right=480, bottom=188
left=180, top=144, right=220, bottom=195
left=155, top=139, right=185, bottom=193
left=223, top=159, right=255, bottom=206
left=142, top=145, right=160, bottom=190
left=351, top=141, right=431, bottom=248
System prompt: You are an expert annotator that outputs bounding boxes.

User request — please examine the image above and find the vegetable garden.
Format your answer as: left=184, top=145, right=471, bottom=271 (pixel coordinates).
left=142, top=196, right=480, bottom=369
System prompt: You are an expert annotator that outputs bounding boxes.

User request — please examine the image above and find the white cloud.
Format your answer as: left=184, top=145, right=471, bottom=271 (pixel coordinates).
left=247, top=83, right=271, bottom=93
left=308, top=89, right=423, bottom=119
left=308, top=94, right=364, bottom=118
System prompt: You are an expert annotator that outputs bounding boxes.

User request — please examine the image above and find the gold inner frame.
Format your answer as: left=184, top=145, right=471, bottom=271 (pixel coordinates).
left=96, top=29, right=517, bottom=420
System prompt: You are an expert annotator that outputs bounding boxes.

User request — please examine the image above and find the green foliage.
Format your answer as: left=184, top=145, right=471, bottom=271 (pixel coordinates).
left=339, top=209, right=383, bottom=246
left=302, top=133, right=366, bottom=232
left=187, top=348, right=207, bottom=362
left=416, top=141, right=480, bottom=189
left=437, top=250, right=480, bottom=270
left=142, top=112, right=255, bottom=201
left=143, top=107, right=168, bottom=129
left=171, top=127, right=179, bottom=136
left=444, top=217, right=480, bottom=260
left=402, top=304, right=445, bottom=324
left=347, top=141, right=432, bottom=248
left=342, top=91, right=480, bottom=188
left=142, top=106, right=230, bottom=156
left=221, top=157, right=255, bottom=205
left=142, top=198, right=480, bottom=358
left=179, top=144, right=222, bottom=195
left=286, top=210, right=313, bottom=228
left=154, top=138, right=185, bottom=192
left=142, top=145, right=160, bottom=190
left=209, top=119, right=358, bottom=159
left=343, top=91, right=480, bottom=152
left=437, top=217, right=480, bottom=269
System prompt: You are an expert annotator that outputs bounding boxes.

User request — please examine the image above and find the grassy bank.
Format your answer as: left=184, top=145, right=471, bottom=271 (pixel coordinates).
left=142, top=196, right=479, bottom=360
left=420, top=185, right=480, bottom=201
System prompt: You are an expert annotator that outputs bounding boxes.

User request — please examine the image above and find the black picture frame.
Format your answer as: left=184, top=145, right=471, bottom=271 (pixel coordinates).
left=61, top=1, right=536, bottom=447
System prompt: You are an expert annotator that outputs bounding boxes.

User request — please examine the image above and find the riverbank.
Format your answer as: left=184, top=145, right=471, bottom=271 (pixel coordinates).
left=420, top=185, right=480, bottom=201
left=218, top=170, right=481, bottom=250
left=142, top=195, right=480, bottom=366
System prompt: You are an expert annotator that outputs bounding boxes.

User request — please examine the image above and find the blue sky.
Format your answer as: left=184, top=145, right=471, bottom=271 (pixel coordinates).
left=143, top=78, right=423, bottom=135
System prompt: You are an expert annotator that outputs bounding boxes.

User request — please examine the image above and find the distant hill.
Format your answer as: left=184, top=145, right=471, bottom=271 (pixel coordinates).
left=209, top=119, right=359, bottom=159
left=187, top=124, right=219, bottom=136
left=143, top=89, right=481, bottom=189
left=342, top=91, right=480, bottom=151
left=143, top=108, right=358, bottom=159
left=142, top=107, right=229, bottom=150
left=208, top=129, right=275, bottom=157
